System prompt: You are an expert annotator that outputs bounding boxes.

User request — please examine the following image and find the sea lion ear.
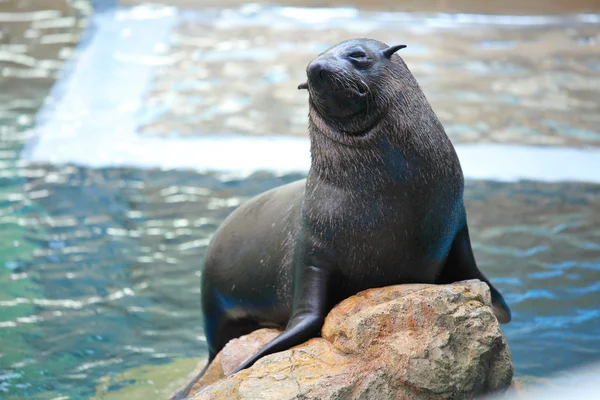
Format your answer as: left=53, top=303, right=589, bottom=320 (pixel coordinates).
left=381, top=44, right=407, bottom=59
left=298, top=82, right=308, bottom=90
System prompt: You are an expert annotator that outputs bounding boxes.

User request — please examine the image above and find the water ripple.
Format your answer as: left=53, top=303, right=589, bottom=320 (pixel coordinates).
left=131, top=5, right=600, bottom=147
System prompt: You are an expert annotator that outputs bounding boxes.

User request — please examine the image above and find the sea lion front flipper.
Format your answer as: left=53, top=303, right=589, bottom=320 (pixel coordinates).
left=438, top=223, right=512, bottom=324
left=229, top=265, right=330, bottom=375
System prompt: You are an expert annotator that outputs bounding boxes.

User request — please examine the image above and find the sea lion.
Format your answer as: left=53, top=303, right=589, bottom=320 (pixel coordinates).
left=177, top=37, right=511, bottom=398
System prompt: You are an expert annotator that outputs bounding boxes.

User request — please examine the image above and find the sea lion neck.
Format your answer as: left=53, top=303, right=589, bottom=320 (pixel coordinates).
left=307, top=86, right=456, bottom=192
left=308, top=104, right=384, bottom=143
left=307, top=119, right=410, bottom=192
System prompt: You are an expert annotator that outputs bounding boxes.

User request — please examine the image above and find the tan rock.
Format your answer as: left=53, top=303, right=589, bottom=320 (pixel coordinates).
left=181, top=280, right=513, bottom=400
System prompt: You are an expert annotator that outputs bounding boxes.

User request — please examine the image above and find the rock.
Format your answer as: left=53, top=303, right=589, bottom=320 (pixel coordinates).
left=180, top=280, right=513, bottom=400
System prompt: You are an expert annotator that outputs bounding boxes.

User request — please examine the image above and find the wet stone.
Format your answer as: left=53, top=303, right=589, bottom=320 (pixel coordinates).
left=178, top=280, right=513, bottom=400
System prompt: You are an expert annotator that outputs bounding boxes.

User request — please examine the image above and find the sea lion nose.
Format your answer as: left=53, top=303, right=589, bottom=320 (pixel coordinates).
left=308, top=60, right=330, bottom=82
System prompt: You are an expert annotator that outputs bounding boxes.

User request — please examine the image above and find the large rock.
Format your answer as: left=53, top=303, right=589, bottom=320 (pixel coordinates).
left=181, top=280, right=513, bottom=400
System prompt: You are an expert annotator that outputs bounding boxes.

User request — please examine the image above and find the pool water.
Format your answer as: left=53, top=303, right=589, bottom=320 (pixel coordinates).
left=1, top=0, right=599, bottom=399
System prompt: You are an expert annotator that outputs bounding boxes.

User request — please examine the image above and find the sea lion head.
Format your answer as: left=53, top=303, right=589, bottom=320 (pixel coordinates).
left=299, top=38, right=413, bottom=142
left=300, top=38, right=449, bottom=187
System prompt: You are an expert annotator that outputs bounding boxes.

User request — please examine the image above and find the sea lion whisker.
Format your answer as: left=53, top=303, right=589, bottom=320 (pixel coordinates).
left=341, top=70, right=365, bottom=96
left=332, top=73, right=348, bottom=92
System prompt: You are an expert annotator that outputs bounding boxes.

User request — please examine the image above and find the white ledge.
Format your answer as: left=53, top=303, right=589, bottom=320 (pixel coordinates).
left=21, top=5, right=600, bottom=183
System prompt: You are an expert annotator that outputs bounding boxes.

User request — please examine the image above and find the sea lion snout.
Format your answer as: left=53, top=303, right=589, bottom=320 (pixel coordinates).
left=307, top=60, right=333, bottom=86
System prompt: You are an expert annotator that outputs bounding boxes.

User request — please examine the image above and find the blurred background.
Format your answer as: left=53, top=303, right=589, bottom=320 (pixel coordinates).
left=1, top=0, right=599, bottom=399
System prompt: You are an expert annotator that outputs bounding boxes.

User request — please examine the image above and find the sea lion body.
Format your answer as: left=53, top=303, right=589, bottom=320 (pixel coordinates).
left=201, top=180, right=304, bottom=338
left=179, top=38, right=511, bottom=397
left=203, top=158, right=463, bottom=353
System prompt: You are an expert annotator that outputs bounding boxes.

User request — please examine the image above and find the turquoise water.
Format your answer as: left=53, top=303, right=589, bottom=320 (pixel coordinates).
left=1, top=1, right=600, bottom=399
left=2, top=168, right=599, bottom=398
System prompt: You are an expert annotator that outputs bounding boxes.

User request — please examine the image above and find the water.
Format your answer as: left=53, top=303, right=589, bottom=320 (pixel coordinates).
left=1, top=0, right=599, bottom=399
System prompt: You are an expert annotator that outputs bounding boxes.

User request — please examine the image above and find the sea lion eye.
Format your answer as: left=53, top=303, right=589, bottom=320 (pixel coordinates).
left=348, top=51, right=368, bottom=59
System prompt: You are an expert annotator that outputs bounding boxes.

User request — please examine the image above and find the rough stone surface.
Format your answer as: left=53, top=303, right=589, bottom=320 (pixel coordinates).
left=180, top=280, right=513, bottom=400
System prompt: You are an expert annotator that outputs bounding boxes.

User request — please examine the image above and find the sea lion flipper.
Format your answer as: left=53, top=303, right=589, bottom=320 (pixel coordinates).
left=229, top=265, right=330, bottom=374
left=438, top=223, right=512, bottom=324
